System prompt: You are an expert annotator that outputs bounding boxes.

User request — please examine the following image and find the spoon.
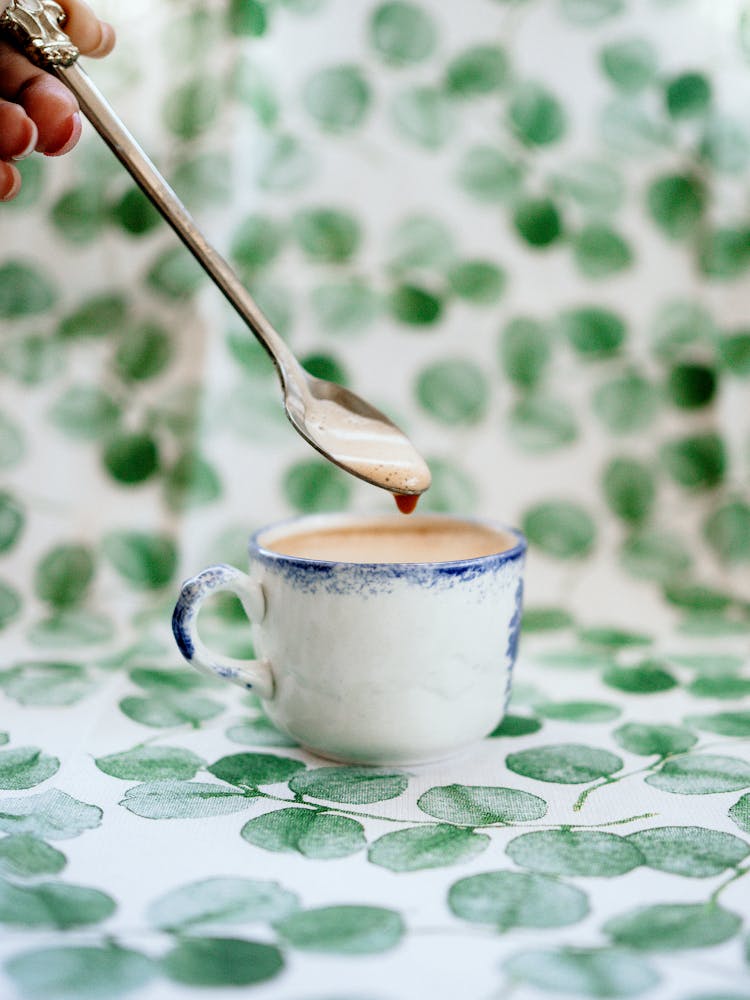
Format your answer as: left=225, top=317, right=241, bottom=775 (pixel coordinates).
left=1, top=0, right=431, bottom=499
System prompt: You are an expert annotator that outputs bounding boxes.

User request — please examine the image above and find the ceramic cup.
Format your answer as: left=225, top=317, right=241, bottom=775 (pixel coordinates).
left=172, top=513, right=526, bottom=765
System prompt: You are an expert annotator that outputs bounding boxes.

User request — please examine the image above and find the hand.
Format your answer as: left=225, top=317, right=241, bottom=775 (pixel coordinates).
left=0, top=0, right=114, bottom=200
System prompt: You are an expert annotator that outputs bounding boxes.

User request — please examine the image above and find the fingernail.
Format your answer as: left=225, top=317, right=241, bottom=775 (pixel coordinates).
left=0, top=166, right=22, bottom=202
left=93, top=22, right=115, bottom=56
left=11, top=120, right=38, bottom=161
left=43, top=112, right=82, bottom=158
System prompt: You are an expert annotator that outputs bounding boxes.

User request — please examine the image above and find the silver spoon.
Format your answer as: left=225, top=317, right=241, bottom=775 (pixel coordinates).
left=1, top=0, right=431, bottom=498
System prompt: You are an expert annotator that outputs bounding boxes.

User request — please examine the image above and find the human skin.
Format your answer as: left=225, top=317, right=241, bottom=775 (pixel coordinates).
left=0, top=0, right=114, bottom=200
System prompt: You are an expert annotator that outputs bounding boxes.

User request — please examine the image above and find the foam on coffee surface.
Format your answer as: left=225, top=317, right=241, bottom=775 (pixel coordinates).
left=266, top=519, right=514, bottom=564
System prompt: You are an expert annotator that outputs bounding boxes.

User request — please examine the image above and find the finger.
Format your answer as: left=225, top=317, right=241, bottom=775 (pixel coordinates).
left=0, top=97, right=37, bottom=159
left=0, top=42, right=81, bottom=153
left=59, top=0, right=115, bottom=58
left=0, top=160, right=21, bottom=201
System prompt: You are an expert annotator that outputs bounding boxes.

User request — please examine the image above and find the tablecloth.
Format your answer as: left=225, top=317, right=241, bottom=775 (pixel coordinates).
left=1, top=0, right=750, bottom=997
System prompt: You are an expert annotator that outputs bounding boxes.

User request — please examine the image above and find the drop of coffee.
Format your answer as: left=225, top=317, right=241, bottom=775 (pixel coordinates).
left=394, top=493, right=419, bottom=515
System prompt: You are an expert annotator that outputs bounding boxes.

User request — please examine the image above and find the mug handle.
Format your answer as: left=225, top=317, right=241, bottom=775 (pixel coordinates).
left=172, top=564, right=274, bottom=699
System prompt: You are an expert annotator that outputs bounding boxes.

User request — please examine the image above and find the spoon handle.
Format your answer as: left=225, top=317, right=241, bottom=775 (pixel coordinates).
left=0, top=0, right=297, bottom=387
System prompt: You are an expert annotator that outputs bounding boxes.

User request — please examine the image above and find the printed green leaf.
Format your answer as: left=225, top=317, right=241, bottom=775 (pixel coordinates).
left=704, top=501, right=750, bottom=563
left=700, top=114, right=750, bottom=174
left=416, top=359, right=489, bottom=425
left=513, top=197, right=563, bottom=247
left=95, top=747, right=205, bottom=782
left=227, top=0, right=268, bottom=36
left=603, top=661, right=677, bottom=694
left=34, top=545, right=95, bottom=609
left=102, top=431, right=159, bottom=485
left=684, top=713, right=750, bottom=738
left=503, top=946, right=659, bottom=998
left=162, top=937, right=284, bottom=987
left=551, top=159, right=625, bottom=213
left=256, top=133, right=315, bottom=192
left=369, top=2, right=437, bottom=65
left=292, top=207, right=360, bottom=262
left=613, top=724, right=697, bottom=757
left=666, top=362, right=717, bottom=409
left=119, top=694, right=224, bottom=728
left=522, top=607, right=574, bottom=632
left=445, top=45, right=508, bottom=96
left=0, top=411, right=24, bottom=470
left=500, top=318, right=551, bottom=388
left=536, top=701, right=621, bottom=723
left=283, top=459, right=353, bottom=512
left=369, top=824, right=489, bottom=871
left=226, top=718, right=298, bottom=748
left=102, top=532, right=177, bottom=589
left=129, top=667, right=208, bottom=692
left=26, top=611, right=114, bottom=648
left=230, top=56, right=278, bottom=126
left=578, top=627, right=651, bottom=648
left=449, top=871, right=588, bottom=930
left=418, top=457, right=478, bottom=513
left=164, top=452, right=222, bottom=511
left=0, top=660, right=87, bottom=707
left=0, top=492, right=24, bottom=555
left=171, top=151, right=232, bottom=208
left=572, top=225, right=632, bottom=277
left=665, top=72, right=711, bottom=119
left=230, top=214, right=285, bottom=274
left=147, top=246, right=206, bottom=299
left=0, top=332, right=63, bottom=385
left=646, top=755, right=750, bottom=794
left=508, top=82, right=566, bottom=145
left=58, top=292, right=127, bottom=339
left=561, top=0, right=623, bottom=24
left=391, top=85, right=455, bottom=149
left=388, top=214, right=455, bottom=271
left=728, top=793, right=750, bottom=834
left=241, top=808, right=366, bottom=859
left=688, top=676, right=750, bottom=699
left=310, top=280, right=380, bottom=335
left=627, top=827, right=749, bottom=877
left=49, top=386, right=121, bottom=440
left=51, top=187, right=108, bottom=244
left=0, top=880, right=115, bottom=928
left=698, top=228, right=750, bottom=280
left=506, top=830, right=643, bottom=877
left=114, top=322, right=171, bottom=382
left=489, top=715, right=542, bottom=737
left=660, top=433, right=726, bottom=490
left=5, top=945, right=156, bottom=1000
left=559, top=307, right=626, bottom=359
left=208, top=753, right=305, bottom=787
left=163, top=76, right=221, bottom=140
left=648, top=175, right=706, bottom=239
left=448, top=260, right=505, bottom=304
left=389, top=283, right=443, bottom=325
left=417, top=784, right=547, bottom=824
left=592, top=371, right=659, bottom=433
left=0, top=748, right=59, bottom=790
left=605, top=903, right=740, bottom=951
left=522, top=501, right=596, bottom=558
left=0, top=261, right=57, bottom=317
left=0, top=836, right=66, bottom=879
left=148, top=877, right=298, bottom=931
left=275, top=905, right=405, bottom=953
left=289, top=767, right=408, bottom=804
left=508, top=395, right=578, bottom=452
left=619, top=531, right=691, bottom=582
left=0, top=789, right=101, bottom=840
left=303, top=65, right=371, bottom=131
left=119, top=781, right=249, bottom=820
left=111, top=187, right=160, bottom=236
left=600, top=38, right=658, bottom=93
left=599, top=98, right=673, bottom=156
left=506, top=744, right=622, bottom=784
left=457, top=145, right=523, bottom=202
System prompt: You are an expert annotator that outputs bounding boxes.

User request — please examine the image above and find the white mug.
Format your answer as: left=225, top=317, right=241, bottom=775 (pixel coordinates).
left=172, top=513, right=526, bottom=765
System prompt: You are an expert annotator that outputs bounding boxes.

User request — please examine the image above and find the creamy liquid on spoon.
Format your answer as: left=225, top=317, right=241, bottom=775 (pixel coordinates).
left=302, top=397, right=432, bottom=498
